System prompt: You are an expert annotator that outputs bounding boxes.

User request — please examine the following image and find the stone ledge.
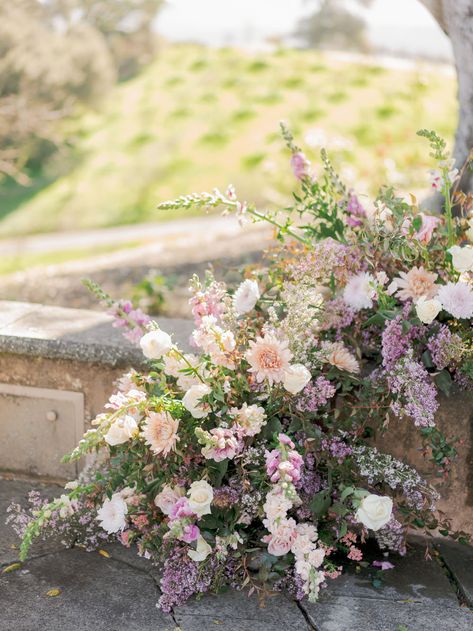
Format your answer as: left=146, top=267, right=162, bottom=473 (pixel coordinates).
left=0, top=301, right=193, bottom=368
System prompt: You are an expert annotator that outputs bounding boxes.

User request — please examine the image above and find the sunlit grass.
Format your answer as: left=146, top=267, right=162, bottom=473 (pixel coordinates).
left=0, top=44, right=457, bottom=237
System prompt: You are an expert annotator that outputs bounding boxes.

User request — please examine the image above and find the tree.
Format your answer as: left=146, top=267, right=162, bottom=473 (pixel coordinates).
left=296, top=0, right=371, bottom=52
left=419, top=0, right=473, bottom=194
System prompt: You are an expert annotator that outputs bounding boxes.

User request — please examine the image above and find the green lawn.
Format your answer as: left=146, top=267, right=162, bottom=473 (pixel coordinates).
left=0, top=45, right=457, bottom=237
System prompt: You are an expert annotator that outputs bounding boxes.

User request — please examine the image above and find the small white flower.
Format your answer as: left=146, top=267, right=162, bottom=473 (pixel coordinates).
left=386, top=280, right=398, bottom=296
left=58, top=495, right=75, bottom=519
left=187, top=480, right=214, bottom=517
left=104, top=415, right=138, bottom=446
left=233, top=279, right=260, bottom=315
left=182, top=384, right=211, bottom=419
left=140, top=329, right=173, bottom=359
left=283, top=364, right=311, bottom=394
left=355, top=494, right=392, bottom=531
left=415, top=296, right=442, bottom=324
left=96, top=493, right=128, bottom=534
left=448, top=245, right=473, bottom=273
left=188, top=535, right=212, bottom=562
left=465, top=218, right=473, bottom=242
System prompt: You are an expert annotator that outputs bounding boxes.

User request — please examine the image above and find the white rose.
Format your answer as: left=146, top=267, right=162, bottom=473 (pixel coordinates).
left=187, top=479, right=214, bottom=517
left=96, top=493, right=128, bottom=534
left=415, top=296, right=442, bottom=324
left=154, top=484, right=185, bottom=515
left=233, top=279, right=260, bottom=315
left=448, top=245, right=473, bottom=273
left=139, top=329, right=173, bottom=359
left=104, top=415, right=138, bottom=446
left=187, top=535, right=212, bottom=562
left=355, top=494, right=393, bottom=532
left=182, top=384, right=211, bottom=419
left=283, top=364, right=311, bottom=394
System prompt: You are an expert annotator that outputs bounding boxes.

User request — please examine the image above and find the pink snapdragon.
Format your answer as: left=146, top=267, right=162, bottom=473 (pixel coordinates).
left=345, top=192, right=367, bottom=228
left=170, top=497, right=196, bottom=520
left=290, top=151, right=311, bottom=181
left=181, top=523, right=200, bottom=543
left=200, top=427, right=241, bottom=462
left=189, top=280, right=226, bottom=326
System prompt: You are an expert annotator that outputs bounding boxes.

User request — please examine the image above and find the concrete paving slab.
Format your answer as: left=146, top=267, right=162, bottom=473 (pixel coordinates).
left=175, top=590, right=310, bottom=631
left=302, top=597, right=473, bottom=631
left=0, top=548, right=175, bottom=631
left=436, top=538, right=473, bottom=607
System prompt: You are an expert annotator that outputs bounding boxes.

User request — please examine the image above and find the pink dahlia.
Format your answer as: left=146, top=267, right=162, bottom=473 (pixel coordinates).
left=437, top=282, right=473, bottom=319
left=394, top=266, right=438, bottom=302
left=141, top=411, right=179, bottom=456
left=245, top=334, right=292, bottom=385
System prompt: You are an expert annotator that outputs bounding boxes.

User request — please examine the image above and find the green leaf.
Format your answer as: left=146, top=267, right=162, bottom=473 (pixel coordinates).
left=208, top=459, right=228, bottom=486
left=310, top=490, right=332, bottom=518
left=340, top=486, right=355, bottom=502
left=434, top=370, right=453, bottom=397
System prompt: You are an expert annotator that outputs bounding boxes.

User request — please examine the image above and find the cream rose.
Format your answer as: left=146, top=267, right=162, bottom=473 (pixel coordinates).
left=415, top=295, right=442, bottom=324
left=140, top=329, right=173, bottom=359
left=233, top=279, right=260, bottom=315
left=448, top=245, right=473, bottom=273
left=355, top=494, right=393, bottom=531
left=187, top=479, right=214, bottom=517
left=182, top=384, right=211, bottom=419
left=154, top=484, right=185, bottom=516
left=187, top=535, right=212, bottom=562
left=104, top=415, right=138, bottom=446
left=283, top=364, right=312, bottom=394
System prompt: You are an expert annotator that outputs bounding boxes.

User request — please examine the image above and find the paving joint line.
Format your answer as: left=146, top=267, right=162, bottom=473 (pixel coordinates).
left=434, top=545, right=473, bottom=610
left=296, top=600, right=319, bottom=630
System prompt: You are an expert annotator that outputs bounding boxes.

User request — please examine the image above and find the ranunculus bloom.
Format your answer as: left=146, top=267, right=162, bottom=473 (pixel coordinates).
left=182, top=383, right=211, bottom=419
left=187, top=479, right=214, bottom=517
left=231, top=403, right=266, bottom=437
left=355, top=494, right=393, bottom=531
left=141, top=411, right=179, bottom=456
left=154, top=484, right=185, bottom=516
left=187, top=535, right=212, bottom=562
left=437, top=281, right=473, bottom=319
left=97, top=493, right=128, bottom=534
left=448, top=245, right=473, bottom=273
left=283, top=364, right=312, bottom=394
left=104, top=415, right=138, bottom=446
left=394, top=266, right=438, bottom=302
left=343, top=272, right=376, bottom=311
left=140, top=329, right=173, bottom=359
left=233, top=279, right=260, bottom=315
left=245, top=334, right=292, bottom=385
left=415, top=296, right=442, bottom=324
left=201, top=427, right=240, bottom=462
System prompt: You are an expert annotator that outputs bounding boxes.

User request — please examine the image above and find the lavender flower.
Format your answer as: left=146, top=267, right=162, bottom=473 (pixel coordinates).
left=296, top=377, right=336, bottom=413
left=427, top=325, right=463, bottom=370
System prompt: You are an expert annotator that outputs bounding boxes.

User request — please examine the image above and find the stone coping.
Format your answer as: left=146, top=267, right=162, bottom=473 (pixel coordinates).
left=0, top=301, right=193, bottom=368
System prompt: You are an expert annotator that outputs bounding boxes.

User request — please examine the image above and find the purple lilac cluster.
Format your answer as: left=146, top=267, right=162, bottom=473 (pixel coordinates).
left=158, top=547, right=221, bottom=612
left=289, top=238, right=363, bottom=286
left=321, top=436, right=353, bottom=463
left=213, top=485, right=241, bottom=509
left=109, top=300, right=151, bottom=345
left=427, top=325, right=463, bottom=370
left=374, top=516, right=406, bottom=556
left=295, top=376, right=336, bottom=413
left=454, top=369, right=473, bottom=390
left=274, top=568, right=306, bottom=601
left=388, top=350, right=439, bottom=427
left=295, top=452, right=323, bottom=520
left=320, top=298, right=356, bottom=335
left=381, top=316, right=412, bottom=369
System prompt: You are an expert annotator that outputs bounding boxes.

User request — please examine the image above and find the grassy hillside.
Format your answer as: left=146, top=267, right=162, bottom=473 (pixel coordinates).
left=0, top=45, right=457, bottom=237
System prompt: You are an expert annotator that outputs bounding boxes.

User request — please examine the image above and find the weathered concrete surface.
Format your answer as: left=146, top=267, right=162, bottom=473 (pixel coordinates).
left=376, top=387, right=473, bottom=537
left=2, top=479, right=473, bottom=631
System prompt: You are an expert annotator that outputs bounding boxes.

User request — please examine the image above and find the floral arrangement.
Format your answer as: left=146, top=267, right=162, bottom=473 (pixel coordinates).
left=9, top=126, right=473, bottom=611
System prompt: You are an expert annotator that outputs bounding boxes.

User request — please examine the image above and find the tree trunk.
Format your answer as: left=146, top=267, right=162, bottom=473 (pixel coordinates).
left=420, top=0, right=473, bottom=194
